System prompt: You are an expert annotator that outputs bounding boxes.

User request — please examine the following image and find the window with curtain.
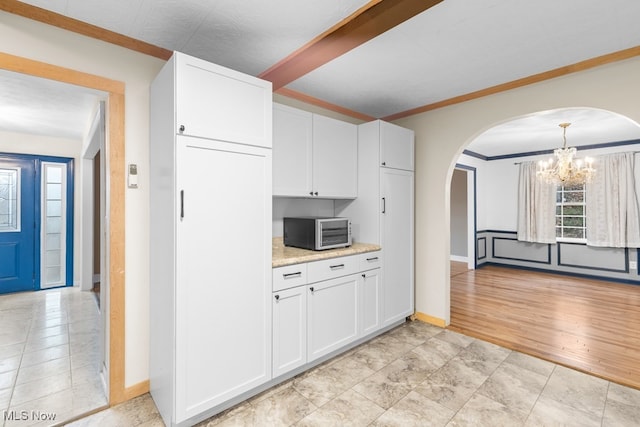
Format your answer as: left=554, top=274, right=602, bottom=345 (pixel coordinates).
left=518, top=152, right=640, bottom=248
left=585, top=152, right=640, bottom=248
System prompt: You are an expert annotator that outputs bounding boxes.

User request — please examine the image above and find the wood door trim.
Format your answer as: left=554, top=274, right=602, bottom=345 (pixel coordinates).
left=259, top=0, right=444, bottom=90
left=0, top=52, right=131, bottom=405
left=0, top=0, right=172, bottom=61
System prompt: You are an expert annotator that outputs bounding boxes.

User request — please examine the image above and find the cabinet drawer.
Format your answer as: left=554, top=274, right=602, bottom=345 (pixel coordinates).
left=307, top=255, right=359, bottom=284
left=360, top=251, right=382, bottom=271
left=273, top=264, right=308, bottom=292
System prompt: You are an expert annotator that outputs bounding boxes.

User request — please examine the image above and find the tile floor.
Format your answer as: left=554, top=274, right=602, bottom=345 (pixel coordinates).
left=0, top=287, right=107, bottom=427
left=68, top=320, right=640, bottom=427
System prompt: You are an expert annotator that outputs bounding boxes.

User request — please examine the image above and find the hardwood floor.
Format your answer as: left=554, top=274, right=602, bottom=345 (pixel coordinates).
left=448, top=262, right=640, bottom=390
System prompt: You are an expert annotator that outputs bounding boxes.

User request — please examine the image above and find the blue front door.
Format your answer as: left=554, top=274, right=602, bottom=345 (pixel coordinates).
left=0, top=157, right=37, bottom=294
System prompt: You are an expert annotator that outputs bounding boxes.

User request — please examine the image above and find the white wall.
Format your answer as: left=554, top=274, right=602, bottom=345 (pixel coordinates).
left=395, top=57, right=640, bottom=324
left=0, top=11, right=165, bottom=387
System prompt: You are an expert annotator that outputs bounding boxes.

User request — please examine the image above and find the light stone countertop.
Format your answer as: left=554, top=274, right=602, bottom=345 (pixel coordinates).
left=272, top=237, right=381, bottom=268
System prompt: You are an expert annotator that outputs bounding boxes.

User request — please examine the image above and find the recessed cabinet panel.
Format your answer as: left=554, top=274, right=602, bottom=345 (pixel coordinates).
left=176, top=54, right=272, bottom=148
left=175, top=137, right=272, bottom=420
left=381, top=168, right=414, bottom=326
left=312, top=115, right=358, bottom=198
left=380, top=121, right=414, bottom=171
left=361, top=269, right=381, bottom=336
left=307, top=254, right=359, bottom=284
left=272, top=104, right=313, bottom=196
left=307, top=275, right=359, bottom=362
left=273, top=286, right=307, bottom=378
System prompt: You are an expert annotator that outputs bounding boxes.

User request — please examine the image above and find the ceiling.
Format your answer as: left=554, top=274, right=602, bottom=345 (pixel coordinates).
left=4, top=0, right=640, bottom=154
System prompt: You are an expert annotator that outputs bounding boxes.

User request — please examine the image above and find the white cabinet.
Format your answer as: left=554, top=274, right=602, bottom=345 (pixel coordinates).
left=272, top=103, right=357, bottom=198
left=360, top=252, right=382, bottom=336
left=361, top=268, right=381, bottom=336
left=272, top=286, right=307, bottom=378
left=176, top=53, right=272, bottom=148
left=272, top=252, right=382, bottom=376
left=381, top=168, right=414, bottom=325
left=312, top=114, right=358, bottom=198
left=272, top=104, right=312, bottom=196
left=380, top=121, right=414, bottom=171
left=307, top=274, right=359, bottom=361
left=335, top=120, right=415, bottom=328
left=150, top=52, right=272, bottom=426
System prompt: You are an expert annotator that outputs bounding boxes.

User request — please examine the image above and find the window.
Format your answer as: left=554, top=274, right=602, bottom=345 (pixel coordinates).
left=556, top=184, right=586, bottom=241
left=0, top=168, right=20, bottom=232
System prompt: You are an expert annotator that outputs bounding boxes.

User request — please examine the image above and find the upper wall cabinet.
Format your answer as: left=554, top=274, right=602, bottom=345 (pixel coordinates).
left=380, top=121, right=414, bottom=171
left=273, top=103, right=313, bottom=197
left=175, top=53, right=272, bottom=148
left=273, top=103, right=357, bottom=199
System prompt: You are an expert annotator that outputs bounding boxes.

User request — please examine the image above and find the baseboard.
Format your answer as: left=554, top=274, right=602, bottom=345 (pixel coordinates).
left=414, top=311, right=447, bottom=328
left=122, top=379, right=150, bottom=401
left=450, top=255, right=468, bottom=263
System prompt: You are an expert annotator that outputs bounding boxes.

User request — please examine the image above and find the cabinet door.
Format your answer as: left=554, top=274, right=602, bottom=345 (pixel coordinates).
left=175, top=136, right=272, bottom=421
left=175, top=53, right=272, bottom=148
left=380, top=121, right=414, bottom=171
left=307, top=275, right=359, bottom=361
left=360, top=269, right=381, bottom=336
left=272, top=104, right=313, bottom=196
left=381, top=168, right=414, bottom=326
left=312, top=114, right=358, bottom=198
left=272, top=287, right=307, bottom=377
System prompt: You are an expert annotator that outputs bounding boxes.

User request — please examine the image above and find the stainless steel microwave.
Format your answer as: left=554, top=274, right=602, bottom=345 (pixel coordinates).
left=283, top=217, right=352, bottom=251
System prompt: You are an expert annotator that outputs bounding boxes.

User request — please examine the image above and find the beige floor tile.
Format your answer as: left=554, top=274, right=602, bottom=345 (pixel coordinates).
left=525, top=395, right=601, bottom=427
left=298, top=389, right=384, bottom=427
left=371, top=390, right=453, bottom=427
left=11, top=370, right=72, bottom=406
left=539, top=365, right=608, bottom=418
left=448, top=393, right=524, bottom=427
left=15, top=356, right=71, bottom=385
left=20, top=343, right=69, bottom=368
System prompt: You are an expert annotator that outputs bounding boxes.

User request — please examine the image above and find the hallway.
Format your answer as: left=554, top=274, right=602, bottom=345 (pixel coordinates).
left=0, top=287, right=106, bottom=426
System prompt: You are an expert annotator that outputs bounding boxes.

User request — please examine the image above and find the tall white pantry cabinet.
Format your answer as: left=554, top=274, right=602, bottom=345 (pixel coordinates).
left=336, top=120, right=415, bottom=326
left=149, top=52, right=273, bottom=426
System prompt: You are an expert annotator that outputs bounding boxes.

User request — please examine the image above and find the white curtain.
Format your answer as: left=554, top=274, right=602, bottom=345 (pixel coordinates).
left=517, top=161, right=557, bottom=244
left=586, top=152, right=640, bottom=248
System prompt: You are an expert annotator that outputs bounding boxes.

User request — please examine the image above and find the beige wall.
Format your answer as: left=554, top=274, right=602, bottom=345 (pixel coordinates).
left=394, top=57, right=640, bottom=324
left=0, top=11, right=165, bottom=387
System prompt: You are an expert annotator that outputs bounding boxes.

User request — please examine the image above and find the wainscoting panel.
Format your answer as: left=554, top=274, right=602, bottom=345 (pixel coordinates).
left=477, top=237, right=486, bottom=260
left=558, top=243, right=628, bottom=273
left=493, top=237, right=551, bottom=264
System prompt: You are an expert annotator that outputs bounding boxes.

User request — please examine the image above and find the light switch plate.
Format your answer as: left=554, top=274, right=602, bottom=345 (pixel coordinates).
left=128, top=164, right=138, bottom=188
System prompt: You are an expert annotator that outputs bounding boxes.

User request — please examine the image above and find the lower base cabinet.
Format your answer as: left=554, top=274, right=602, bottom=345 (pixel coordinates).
left=272, top=252, right=382, bottom=377
left=272, top=286, right=307, bottom=377
left=360, top=268, right=381, bottom=336
left=308, top=274, right=359, bottom=362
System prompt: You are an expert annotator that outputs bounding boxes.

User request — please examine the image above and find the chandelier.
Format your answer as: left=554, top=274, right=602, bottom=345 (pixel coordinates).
left=536, top=123, right=595, bottom=185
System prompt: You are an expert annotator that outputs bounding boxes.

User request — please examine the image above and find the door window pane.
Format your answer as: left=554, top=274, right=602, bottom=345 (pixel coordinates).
left=0, top=168, right=19, bottom=232
left=41, top=163, right=66, bottom=287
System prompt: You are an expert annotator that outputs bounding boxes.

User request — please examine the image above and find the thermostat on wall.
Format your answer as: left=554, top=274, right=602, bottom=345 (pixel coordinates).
left=128, top=164, right=138, bottom=189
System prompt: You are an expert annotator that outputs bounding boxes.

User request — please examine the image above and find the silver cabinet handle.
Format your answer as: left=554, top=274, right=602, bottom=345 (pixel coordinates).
left=283, top=272, right=302, bottom=279
left=382, top=197, right=386, bottom=214
left=366, top=257, right=379, bottom=261
left=330, top=264, right=345, bottom=270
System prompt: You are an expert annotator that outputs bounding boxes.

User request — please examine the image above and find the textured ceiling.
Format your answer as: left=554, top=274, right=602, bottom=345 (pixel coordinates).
left=5, top=0, right=640, bottom=152
left=0, top=69, right=105, bottom=140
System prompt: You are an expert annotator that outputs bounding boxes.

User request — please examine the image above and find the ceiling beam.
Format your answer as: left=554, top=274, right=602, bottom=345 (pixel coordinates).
left=276, top=87, right=376, bottom=122
left=0, top=0, right=172, bottom=61
left=259, top=0, right=443, bottom=90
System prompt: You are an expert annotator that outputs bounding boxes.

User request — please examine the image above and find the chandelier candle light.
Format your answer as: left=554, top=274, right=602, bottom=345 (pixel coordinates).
left=537, top=122, right=595, bottom=185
